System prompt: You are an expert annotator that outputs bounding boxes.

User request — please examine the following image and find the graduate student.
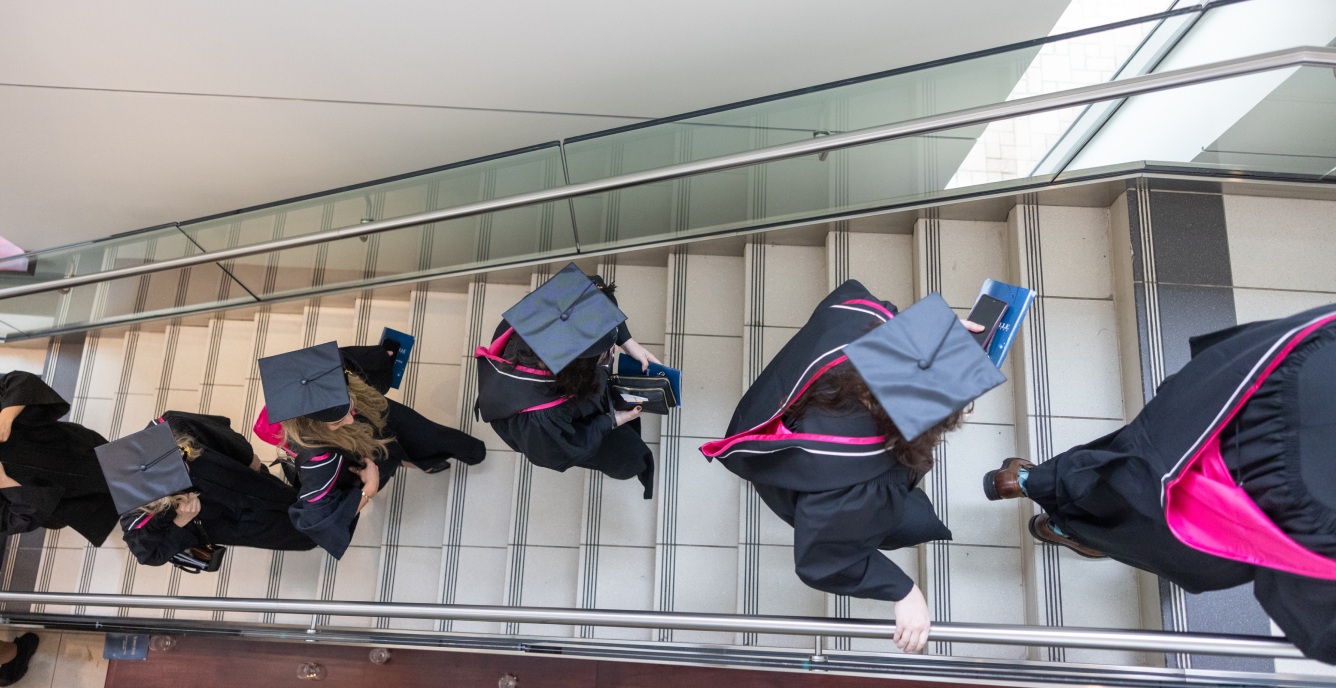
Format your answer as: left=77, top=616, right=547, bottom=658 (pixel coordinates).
left=702, top=283, right=1004, bottom=654
left=260, top=342, right=483, bottom=558
left=255, top=340, right=485, bottom=475
left=108, top=413, right=315, bottom=568
left=984, top=304, right=1336, bottom=664
left=0, top=370, right=118, bottom=546
left=474, top=263, right=657, bottom=498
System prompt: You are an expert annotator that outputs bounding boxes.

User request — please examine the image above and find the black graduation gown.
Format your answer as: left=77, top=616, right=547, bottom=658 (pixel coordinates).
left=1024, top=304, right=1336, bottom=663
left=475, top=320, right=654, bottom=499
left=0, top=371, right=118, bottom=546
left=341, top=347, right=487, bottom=471
left=287, top=415, right=399, bottom=559
left=702, top=280, right=950, bottom=602
left=118, top=412, right=316, bottom=566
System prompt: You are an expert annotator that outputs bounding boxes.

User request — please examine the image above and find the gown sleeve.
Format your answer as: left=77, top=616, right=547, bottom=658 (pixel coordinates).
left=496, top=408, right=616, bottom=472
left=119, top=510, right=199, bottom=567
left=340, top=346, right=396, bottom=395
left=287, top=449, right=362, bottom=560
left=0, top=485, right=63, bottom=536
left=0, top=371, right=69, bottom=425
left=1254, top=567, right=1336, bottom=664
left=162, top=412, right=255, bottom=467
left=768, top=478, right=917, bottom=602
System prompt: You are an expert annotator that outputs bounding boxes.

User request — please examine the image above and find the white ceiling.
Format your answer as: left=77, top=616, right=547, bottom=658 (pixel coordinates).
left=0, top=0, right=1070, bottom=251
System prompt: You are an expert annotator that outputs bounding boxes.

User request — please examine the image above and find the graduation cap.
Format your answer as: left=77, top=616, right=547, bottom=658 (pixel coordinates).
left=502, top=263, right=627, bottom=373
left=94, top=422, right=194, bottom=515
left=257, top=342, right=350, bottom=423
left=844, top=292, right=1007, bottom=441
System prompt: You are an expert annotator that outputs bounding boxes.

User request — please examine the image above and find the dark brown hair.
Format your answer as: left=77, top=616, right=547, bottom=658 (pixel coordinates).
left=501, top=279, right=619, bottom=400
left=785, top=360, right=965, bottom=474
left=504, top=334, right=607, bottom=400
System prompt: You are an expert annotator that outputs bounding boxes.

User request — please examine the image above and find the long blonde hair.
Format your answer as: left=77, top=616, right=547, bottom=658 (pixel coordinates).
left=280, top=372, right=391, bottom=465
left=138, top=430, right=201, bottom=516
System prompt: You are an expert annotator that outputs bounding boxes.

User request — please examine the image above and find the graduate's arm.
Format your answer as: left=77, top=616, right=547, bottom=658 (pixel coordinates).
left=618, top=338, right=661, bottom=373
left=506, top=410, right=617, bottom=470
left=0, top=464, right=62, bottom=536
left=288, top=451, right=361, bottom=559
left=120, top=508, right=201, bottom=567
left=790, top=486, right=916, bottom=602
left=163, top=412, right=255, bottom=467
left=0, top=371, right=69, bottom=426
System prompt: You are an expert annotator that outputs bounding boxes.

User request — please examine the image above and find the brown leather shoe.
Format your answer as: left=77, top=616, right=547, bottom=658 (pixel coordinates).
left=1029, top=514, right=1107, bottom=559
left=982, top=457, right=1034, bottom=501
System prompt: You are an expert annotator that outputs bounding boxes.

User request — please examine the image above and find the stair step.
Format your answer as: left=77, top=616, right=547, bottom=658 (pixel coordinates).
left=654, top=250, right=744, bottom=645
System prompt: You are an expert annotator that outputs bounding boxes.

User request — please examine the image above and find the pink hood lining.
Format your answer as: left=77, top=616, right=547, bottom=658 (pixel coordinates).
left=475, top=327, right=554, bottom=377
left=1164, top=312, right=1336, bottom=580
left=701, top=414, right=886, bottom=458
left=703, top=302, right=895, bottom=459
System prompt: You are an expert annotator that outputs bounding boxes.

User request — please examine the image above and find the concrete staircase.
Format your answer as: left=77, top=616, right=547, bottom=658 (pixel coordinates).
left=8, top=190, right=1336, bottom=678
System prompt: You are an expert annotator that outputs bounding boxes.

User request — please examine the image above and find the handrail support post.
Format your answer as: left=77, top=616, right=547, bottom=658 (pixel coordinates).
left=810, top=635, right=827, bottom=664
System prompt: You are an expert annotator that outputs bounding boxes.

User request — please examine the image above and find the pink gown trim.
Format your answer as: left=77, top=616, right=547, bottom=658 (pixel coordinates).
left=474, top=327, right=554, bottom=376
left=1164, top=312, right=1336, bottom=579
left=840, top=299, right=895, bottom=319
left=701, top=415, right=886, bottom=457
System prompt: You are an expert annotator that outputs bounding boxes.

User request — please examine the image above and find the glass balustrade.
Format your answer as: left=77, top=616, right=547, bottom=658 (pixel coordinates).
left=1, top=1, right=1333, bottom=341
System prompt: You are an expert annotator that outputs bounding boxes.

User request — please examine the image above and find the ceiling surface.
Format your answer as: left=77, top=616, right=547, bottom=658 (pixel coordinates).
left=0, top=0, right=1071, bottom=251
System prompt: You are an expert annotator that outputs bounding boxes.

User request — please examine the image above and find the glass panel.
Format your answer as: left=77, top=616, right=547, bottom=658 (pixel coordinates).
left=185, top=144, right=576, bottom=302
left=1059, top=65, right=1336, bottom=182
left=0, top=224, right=189, bottom=291
left=0, top=254, right=252, bottom=338
left=563, top=13, right=1171, bottom=250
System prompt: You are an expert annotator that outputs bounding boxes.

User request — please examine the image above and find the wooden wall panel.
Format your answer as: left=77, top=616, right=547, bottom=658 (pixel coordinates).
left=105, top=637, right=979, bottom=688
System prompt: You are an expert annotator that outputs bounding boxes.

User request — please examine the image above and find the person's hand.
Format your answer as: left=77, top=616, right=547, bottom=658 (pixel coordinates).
left=892, top=585, right=932, bottom=653
left=619, top=338, right=661, bottom=374
left=172, top=495, right=201, bottom=528
left=959, top=319, right=985, bottom=333
left=351, top=460, right=380, bottom=500
left=251, top=454, right=266, bottom=472
left=614, top=406, right=643, bottom=427
left=0, top=463, right=19, bottom=489
left=0, top=405, right=24, bottom=443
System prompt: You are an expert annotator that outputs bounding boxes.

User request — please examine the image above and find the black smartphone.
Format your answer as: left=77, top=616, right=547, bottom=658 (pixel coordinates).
left=966, top=294, right=1009, bottom=349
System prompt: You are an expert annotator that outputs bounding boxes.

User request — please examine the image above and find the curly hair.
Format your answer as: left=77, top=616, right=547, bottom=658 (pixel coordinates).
left=784, top=360, right=966, bottom=474
left=280, top=372, right=392, bottom=466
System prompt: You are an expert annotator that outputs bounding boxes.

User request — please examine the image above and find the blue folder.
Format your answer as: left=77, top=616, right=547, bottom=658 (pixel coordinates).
left=380, top=327, right=415, bottom=390
left=976, top=279, right=1035, bottom=367
left=616, top=355, right=683, bottom=406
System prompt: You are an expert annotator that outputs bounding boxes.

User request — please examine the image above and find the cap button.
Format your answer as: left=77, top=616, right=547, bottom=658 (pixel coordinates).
left=559, top=313, right=569, bottom=321
left=140, top=465, right=148, bottom=472
left=917, top=359, right=931, bottom=370
left=301, top=379, right=308, bottom=385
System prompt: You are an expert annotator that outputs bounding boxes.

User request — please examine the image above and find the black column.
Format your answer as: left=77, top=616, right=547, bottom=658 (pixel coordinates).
left=1126, top=178, right=1272, bottom=673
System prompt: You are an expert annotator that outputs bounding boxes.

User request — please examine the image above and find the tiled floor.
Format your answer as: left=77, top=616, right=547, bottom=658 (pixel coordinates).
left=3, top=630, right=109, bottom=688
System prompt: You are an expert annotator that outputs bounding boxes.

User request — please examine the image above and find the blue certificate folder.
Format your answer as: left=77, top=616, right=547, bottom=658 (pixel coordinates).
left=975, top=279, right=1035, bottom=367
left=380, top=327, right=415, bottom=389
left=103, top=633, right=149, bottom=660
left=615, top=356, right=683, bottom=406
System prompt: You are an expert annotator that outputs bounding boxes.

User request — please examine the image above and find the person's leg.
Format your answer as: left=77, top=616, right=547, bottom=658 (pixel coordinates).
left=0, top=641, right=16, bottom=665
left=0, top=633, right=39, bottom=686
left=580, top=420, right=655, bottom=499
left=984, top=455, right=1099, bottom=553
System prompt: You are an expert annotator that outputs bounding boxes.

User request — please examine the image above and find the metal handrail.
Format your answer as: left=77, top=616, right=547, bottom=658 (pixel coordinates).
left=0, top=591, right=1304, bottom=659
left=2, top=45, right=1333, bottom=302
